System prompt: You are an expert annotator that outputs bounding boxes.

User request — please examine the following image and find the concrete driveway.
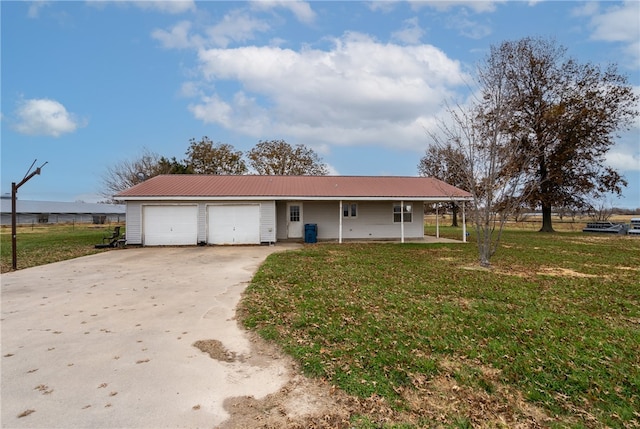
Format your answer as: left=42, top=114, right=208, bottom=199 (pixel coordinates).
left=1, top=245, right=299, bottom=428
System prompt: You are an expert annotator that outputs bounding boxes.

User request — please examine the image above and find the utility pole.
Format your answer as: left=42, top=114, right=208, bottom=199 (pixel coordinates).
left=12, top=160, right=48, bottom=270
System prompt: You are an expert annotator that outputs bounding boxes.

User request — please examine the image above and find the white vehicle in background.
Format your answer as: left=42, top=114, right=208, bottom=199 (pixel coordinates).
left=629, top=218, right=640, bottom=235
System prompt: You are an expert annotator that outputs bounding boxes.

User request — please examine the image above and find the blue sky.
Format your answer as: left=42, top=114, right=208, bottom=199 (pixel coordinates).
left=2, top=1, right=639, bottom=208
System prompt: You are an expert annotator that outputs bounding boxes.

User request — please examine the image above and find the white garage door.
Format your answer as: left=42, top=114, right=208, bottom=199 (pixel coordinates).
left=208, top=205, right=260, bottom=245
left=143, top=205, right=198, bottom=246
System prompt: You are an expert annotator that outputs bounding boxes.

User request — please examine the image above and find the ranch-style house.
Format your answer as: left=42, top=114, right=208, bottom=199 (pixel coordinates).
left=115, top=175, right=472, bottom=246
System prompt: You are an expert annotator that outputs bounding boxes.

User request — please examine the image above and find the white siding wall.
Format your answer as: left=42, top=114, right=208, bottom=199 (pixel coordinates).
left=260, top=201, right=276, bottom=243
left=125, top=200, right=277, bottom=245
left=275, top=201, right=288, bottom=240
left=197, top=203, right=207, bottom=244
left=304, top=201, right=424, bottom=240
left=125, top=201, right=143, bottom=244
left=125, top=199, right=425, bottom=244
left=302, top=202, right=338, bottom=239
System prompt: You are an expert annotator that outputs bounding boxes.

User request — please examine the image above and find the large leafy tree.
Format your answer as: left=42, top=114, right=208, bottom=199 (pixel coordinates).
left=490, top=37, right=638, bottom=232
left=247, top=140, right=329, bottom=175
left=185, top=137, right=247, bottom=175
left=157, top=156, right=192, bottom=174
left=418, top=144, right=467, bottom=227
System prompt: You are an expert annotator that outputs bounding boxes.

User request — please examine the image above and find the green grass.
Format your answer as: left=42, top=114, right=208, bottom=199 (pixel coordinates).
left=0, top=224, right=122, bottom=273
left=239, top=229, right=640, bottom=427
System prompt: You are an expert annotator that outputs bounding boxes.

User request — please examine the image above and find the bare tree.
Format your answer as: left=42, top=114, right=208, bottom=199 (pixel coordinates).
left=100, top=148, right=166, bottom=201
left=247, top=140, right=329, bottom=175
left=418, top=145, right=467, bottom=226
left=185, top=137, right=247, bottom=175
left=587, top=198, right=614, bottom=222
left=428, top=50, right=531, bottom=267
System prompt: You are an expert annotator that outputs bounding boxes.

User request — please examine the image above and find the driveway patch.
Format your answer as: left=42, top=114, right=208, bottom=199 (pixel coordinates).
left=1, top=245, right=298, bottom=428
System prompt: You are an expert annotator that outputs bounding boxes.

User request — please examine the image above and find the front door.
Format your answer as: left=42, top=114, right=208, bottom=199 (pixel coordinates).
left=287, top=202, right=303, bottom=238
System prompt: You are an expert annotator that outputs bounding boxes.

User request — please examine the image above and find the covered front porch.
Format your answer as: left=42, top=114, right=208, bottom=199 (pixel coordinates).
left=275, top=199, right=470, bottom=244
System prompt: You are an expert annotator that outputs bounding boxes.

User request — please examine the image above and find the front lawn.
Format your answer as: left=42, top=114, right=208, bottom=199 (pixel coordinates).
left=0, top=224, right=122, bottom=273
left=240, top=230, right=640, bottom=427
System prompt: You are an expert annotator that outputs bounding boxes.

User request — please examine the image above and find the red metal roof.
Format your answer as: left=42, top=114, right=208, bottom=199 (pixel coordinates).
left=115, top=175, right=471, bottom=200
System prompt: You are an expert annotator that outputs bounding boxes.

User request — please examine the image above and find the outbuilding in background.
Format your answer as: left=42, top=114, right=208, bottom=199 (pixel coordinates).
left=0, top=196, right=125, bottom=225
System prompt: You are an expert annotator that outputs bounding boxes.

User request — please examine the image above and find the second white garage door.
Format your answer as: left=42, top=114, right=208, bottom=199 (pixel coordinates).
left=208, top=205, right=260, bottom=245
left=143, top=205, right=198, bottom=246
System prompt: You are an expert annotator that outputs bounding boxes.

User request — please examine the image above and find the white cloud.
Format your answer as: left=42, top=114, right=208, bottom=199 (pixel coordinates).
left=205, top=9, right=271, bottom=48
left=446, top=12, right=492, bottom=39
left=571, top=2, right=599, bottom=17
left=152, top=10, right=270, bottom=49
left=27, top=1, right=51, bottom=18
left=606, top=150, right=640, bottom=172
left=189, top=32, right=469, bottom=151
left=391, top=17, right=424, bottom=45
left=152, top=20, right=202, bottom=49
left=188, top=94, right=234, bottom=127
left=606, top=119, right=640, bottom=172
left=179, top=81, right=201, bottom=98
left=88, top=0, right=196, bottom=14
left=13, top=98, right=84, bottom=137
left=589, top=2, right=640, bottom=43
left=411, top=1, right=504, bottom=13
left=250, top=0, right=316, bottom=24
left=367, top=1, right=400, bottom=13
left=135, top=0, right=196, bottom=14
left=581, top=1, right=640, bottom=69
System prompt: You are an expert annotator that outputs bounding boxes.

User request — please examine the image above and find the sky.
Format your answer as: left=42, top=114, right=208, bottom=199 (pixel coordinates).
left=2, top=0, right=639, bottom=208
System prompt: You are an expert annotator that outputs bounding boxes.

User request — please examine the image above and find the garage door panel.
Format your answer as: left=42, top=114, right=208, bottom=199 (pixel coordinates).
left=144, top=205, right=197, bottom=246
left=208, top=205, right=260, bottom=245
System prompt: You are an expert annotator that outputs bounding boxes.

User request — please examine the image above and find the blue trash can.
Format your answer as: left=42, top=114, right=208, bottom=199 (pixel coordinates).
left=304, top=223, right=318, bottom=243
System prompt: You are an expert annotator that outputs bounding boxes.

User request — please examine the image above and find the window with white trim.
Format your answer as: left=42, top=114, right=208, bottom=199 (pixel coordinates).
left=343, top=203, right=358, bottom=218
left=393, top=204, right=412, bottom=223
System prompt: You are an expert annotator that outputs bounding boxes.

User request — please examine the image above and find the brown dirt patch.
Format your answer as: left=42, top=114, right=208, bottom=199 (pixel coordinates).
left=193, top=339, right=238, bottom=362
left=614, top=266, right=640, bottom=271
left=536, top=267, right=599, bottom=278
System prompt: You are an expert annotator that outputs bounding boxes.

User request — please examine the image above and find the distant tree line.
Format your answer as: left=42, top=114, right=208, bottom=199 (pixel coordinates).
left=101, top=139, right=328, bottom=199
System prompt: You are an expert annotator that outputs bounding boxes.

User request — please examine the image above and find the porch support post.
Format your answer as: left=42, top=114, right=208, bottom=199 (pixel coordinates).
left=462, top=201, right=467, bottom=243
left=400, top=200, right=405, bottom=243
left=435, top=203, right=440, bottom=239
left=338, top=200, right=343, bottom=244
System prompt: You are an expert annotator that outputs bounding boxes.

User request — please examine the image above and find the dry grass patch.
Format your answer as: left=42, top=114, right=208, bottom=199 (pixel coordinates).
left=537, top=267, right=600, bottom=278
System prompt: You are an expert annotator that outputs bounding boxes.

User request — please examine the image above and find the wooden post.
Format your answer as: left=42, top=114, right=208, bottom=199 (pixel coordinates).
left=436, top=203, right=440, bottom=239
left=11, top=161, right=47, bottom=270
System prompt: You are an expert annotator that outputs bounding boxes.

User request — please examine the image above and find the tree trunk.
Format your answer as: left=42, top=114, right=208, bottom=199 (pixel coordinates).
left=537, top=148, right=555, bottom=233
left=451, top=203, right=459, bottom=227
left=539, top=202, right=555, bottom=232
